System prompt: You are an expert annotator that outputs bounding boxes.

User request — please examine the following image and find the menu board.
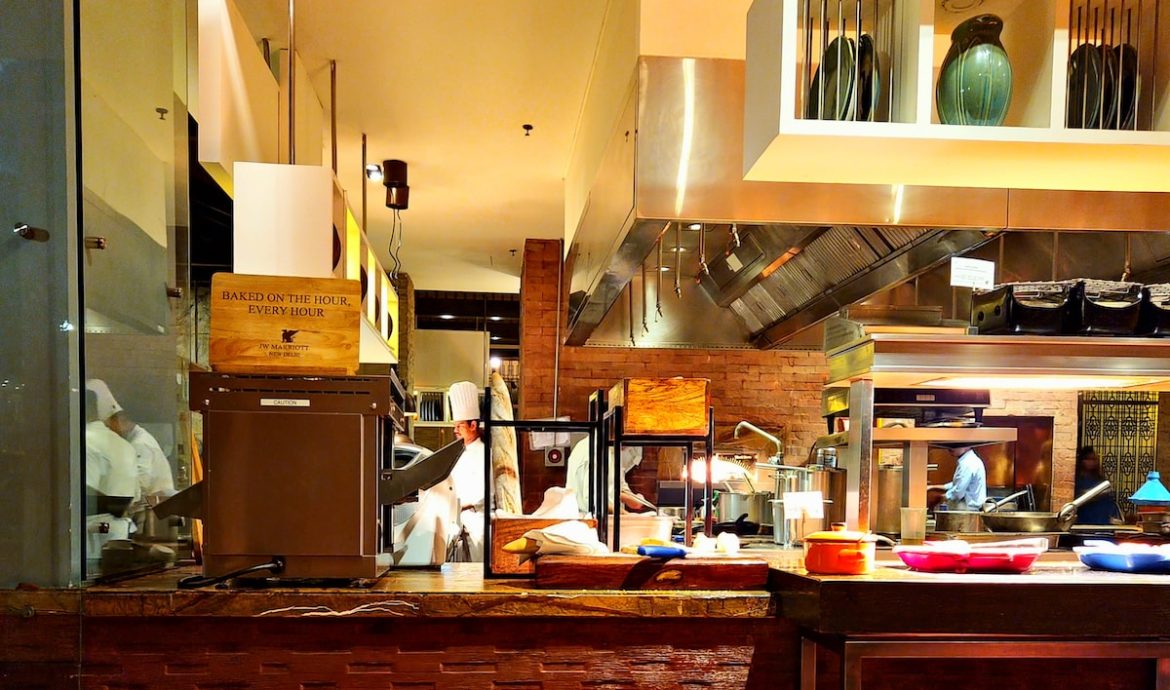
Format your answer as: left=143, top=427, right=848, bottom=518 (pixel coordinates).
left=210, top=273, right=361, bottom=375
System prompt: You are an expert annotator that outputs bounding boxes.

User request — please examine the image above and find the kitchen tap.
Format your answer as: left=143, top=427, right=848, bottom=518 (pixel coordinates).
left=734, top=421, right=783, bottom=460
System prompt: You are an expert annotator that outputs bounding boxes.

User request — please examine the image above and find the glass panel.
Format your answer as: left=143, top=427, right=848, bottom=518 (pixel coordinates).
left=79, top=0, right=191, bottom=579
left=0, top=1, right=82, bottom=587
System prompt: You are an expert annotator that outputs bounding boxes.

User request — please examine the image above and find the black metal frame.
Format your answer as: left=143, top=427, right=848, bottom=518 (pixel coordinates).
left=478, top=389, right=716, bottom=575
left=601, top=406, right=717, bottom=548
left=479, top=388, right=608, bottom=578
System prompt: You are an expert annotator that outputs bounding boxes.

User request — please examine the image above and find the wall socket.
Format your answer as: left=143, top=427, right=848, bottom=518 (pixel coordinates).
left=544, top=447, right=566, bottom=467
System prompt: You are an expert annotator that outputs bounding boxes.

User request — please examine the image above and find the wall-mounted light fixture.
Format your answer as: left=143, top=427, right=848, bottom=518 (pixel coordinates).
left=383, top=159, right=409, bottom=210
left=364, top=163, right=383, bottom=182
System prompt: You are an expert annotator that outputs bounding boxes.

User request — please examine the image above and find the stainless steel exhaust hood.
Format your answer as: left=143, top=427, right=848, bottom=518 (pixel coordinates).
left=564, top=56, right=1170, bottom=350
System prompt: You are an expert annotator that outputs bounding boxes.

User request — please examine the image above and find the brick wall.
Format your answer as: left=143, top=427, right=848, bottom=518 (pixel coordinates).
left=988, top=389, right=1079, bottom=507
left=520, top=239, right=827, bottom=511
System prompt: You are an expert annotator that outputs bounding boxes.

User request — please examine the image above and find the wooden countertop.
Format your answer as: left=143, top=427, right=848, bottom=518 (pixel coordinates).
left=8, top=550, right=1170, bottom=633
left=2, top=564, right=773, bottom=619
left=770, top=551, right=1170, bottom=636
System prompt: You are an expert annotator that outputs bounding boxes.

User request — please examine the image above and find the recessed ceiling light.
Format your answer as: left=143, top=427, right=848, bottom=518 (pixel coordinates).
left=687, top=223, right=702, bottom=230
left=490, top=336, right=501, bottom=341
left=660, top=266, right=671, bottom=272
left=670, top=247, right=686, bottom=253
left=365, top=163, right=383, bottom=182
left=489, top=316, right=502, bottom=321
left=439, top=314, right=455, bottom=320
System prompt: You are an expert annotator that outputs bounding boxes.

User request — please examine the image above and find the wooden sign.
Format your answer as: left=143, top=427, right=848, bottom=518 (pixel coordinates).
left=609, top=378, right=711, bottom=436
left=210, top=273, right=361, bottom=375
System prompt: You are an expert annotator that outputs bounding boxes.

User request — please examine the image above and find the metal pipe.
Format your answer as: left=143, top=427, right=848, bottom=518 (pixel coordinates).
left=804, top=0, right=813, bottom=117
left=885, top=0, right=895, bottom=121
left=1123, top=6, right=1132, bottom=129
left=697, top=223, right=708, bottom=277
left=1111, top=6, right=1119, bottom=128
left=553, top=239, right=563, bottom=417
left=1078, top=6, right=1087, bottom=128
left=655, top=232, right=663, bottom=320
left=674, top=223, right=682, bottom=298
left=998, top=233, right=1006, bottom=282
left=1152, top=0, right=1160, bottom=130
left=734, top=421, right=783, bottom=459
left=640, top=261, right=649, bottom=334
left=330, top=60, right=338, bottom=172
left=1052, top=231, right=1061, bottom=281
left=1122, top=233, right=1133, bottom=281
left=628, top=282, right=635, bottom=346
left=1095, top=6, right=1103, bottom=130
left=855, top=0, right=863, bottom=121
left=820, top=0, right=829, bottom=118
left=1065, top=0, right=1074, bottom=126
left=1136, top=0, right=1143, bottom=130
left=287, top=0, right=296, bottom=164
left=837, top=0, right=845, bottom=118
left=361, top=133, right=367, bottom=232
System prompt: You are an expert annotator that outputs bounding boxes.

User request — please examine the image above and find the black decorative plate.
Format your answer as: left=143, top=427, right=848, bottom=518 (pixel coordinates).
left=807, top=36, right=856, bottom=120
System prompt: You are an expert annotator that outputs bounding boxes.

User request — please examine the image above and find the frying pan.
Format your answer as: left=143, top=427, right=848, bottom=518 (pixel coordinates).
left=982, top=481, right=1112, bottom=533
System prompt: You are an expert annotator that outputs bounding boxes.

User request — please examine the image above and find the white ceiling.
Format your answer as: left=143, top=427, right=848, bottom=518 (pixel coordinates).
left=232, top=0, right=609, bottom=292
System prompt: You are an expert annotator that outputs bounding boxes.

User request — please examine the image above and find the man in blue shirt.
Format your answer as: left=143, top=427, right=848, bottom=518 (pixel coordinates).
left=941, top=446, right=987, bottom=510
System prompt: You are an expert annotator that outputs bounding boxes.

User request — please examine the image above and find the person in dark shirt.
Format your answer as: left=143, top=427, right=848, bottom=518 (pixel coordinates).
left=1074, top=446, right=1121, bottom=525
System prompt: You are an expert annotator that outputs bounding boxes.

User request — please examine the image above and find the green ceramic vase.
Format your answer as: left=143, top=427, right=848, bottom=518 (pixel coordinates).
left=936, top=14, right=1012, bottom=126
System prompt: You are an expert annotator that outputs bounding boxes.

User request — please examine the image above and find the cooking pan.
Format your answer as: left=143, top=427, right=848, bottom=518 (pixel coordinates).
left=982, top=481, right=1111, bottom=533
left=933, top=489, right=1029, bottom=533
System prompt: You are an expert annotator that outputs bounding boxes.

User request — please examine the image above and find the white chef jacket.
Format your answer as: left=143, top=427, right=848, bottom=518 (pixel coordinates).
left=125, top=425, right=174, bottom=496
left=566, top=438, right=642, bottom=515
left=85, top=421, right=139, bottom=500
left=394, top=438, right=486, bottom=564
left=85, top=421, right=139, bottom=561
left=944, top=449, right=988, bottom=510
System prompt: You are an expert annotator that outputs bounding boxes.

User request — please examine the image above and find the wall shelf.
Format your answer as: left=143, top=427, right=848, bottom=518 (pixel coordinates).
left=745, top=0, right=1170, bottom=191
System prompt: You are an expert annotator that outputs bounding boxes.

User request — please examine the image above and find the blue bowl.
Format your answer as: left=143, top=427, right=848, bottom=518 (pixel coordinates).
left=1077, top=549, right=1170, bottom=574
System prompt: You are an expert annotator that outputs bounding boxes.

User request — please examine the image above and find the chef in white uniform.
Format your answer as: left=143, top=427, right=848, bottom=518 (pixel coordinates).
left=86, top=379, right=175, bottom=497
left=565, top=437, right=646, bottom=515
left=84, top=389, right=139, bottom=561
left=394, top=381, right=486, bottom=564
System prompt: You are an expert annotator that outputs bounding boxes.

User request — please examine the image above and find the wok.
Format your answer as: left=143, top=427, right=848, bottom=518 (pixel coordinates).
left=933, top=489, right=1029, bottom=533
left=982, top=481, right=1111, bottom=533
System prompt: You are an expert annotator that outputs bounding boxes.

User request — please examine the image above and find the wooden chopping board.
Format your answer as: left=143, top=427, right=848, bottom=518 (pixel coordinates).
left=534, top=555, right=768, bottom=591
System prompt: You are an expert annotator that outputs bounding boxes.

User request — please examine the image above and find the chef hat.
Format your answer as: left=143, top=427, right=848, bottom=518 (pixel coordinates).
left=85, top=379, right=123, bottom=420
left=619, top=447, right=643, bottom=474
left=448, top=381, right=481, bottom=422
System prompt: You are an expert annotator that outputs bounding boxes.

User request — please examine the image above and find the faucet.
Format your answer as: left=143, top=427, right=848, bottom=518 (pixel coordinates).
left=734, top=421, right=783, bottom=460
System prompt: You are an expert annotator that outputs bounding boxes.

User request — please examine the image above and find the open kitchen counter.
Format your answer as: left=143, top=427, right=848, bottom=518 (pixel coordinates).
left=68, top=563, right=775, bottom=618
left=9, top=555, right=1170, bottom=688
left=769, top=550, right=1170, bottom=636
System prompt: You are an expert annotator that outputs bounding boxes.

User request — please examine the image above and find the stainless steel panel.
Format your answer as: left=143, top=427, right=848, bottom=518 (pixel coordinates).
left=634, top=57, right=1012, bottom=228
left=586, top=240, right=756, bottom=348
left=827, top=333, right=1170, bottom=388
left=565, top=85, right=638, bottom=343
left=206, top=410, right=366, bottom=558
left=1008, top=190, right=1170, bottom=231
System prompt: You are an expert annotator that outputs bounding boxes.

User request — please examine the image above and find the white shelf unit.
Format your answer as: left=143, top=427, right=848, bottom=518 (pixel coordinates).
left=745, top=0, right=1170, bottom=191
left=414, top=387, right=452, bottom=426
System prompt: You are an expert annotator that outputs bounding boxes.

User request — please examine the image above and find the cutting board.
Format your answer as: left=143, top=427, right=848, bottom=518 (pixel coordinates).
left=534, top=555, right=768, bottom=590
left=490, top=517, right=597, bottom=575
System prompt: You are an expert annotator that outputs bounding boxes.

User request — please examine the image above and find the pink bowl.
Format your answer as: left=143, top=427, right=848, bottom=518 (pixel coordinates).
left=895, top=548, right=1042, bottom=574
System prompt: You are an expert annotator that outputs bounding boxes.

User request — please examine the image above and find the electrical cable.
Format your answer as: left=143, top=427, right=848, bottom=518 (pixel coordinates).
left=394, top=208, right=404, bottom=279
left=177, top=557, right=285, bottom=589
left=387, top=210, right=401, bottom=279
